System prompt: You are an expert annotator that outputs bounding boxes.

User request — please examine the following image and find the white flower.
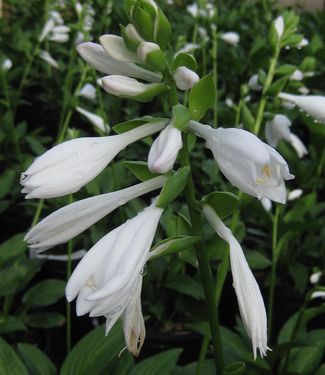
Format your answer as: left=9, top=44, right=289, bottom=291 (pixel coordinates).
left=225, top=98, right=234, bottom=108
left=2, top=58, right=13, bottom=71
left=77, top=83, right=96, bottom=101
left=101, top=75, right=165, bottom=100
left=288, top=189, right=303, bottom=201
left=261, top=197, right=272, bottom=212
left=187, top=3, right=199, bottom=18
left=189, top=122, right=294, bottom=203
left=39, top=19, right=55, bottom=42
left=99, top=35, right=140, bottom=63
left=248, top=75, right=263, bottom=91
left=296, top=38, right=309, bottom=49
left=290, top=69, right=304, bottom=81
left=137, top=41, right=160, bottom=62
left=298, top=86, right=309, bottom=95
left=24, top=176, right=166, bottom=250
left=76, top=106, right=108, bottom=132
left=66, top=200, right=164, bottom=355
left=48, top=32, right=69, bottom=43
left=173, top=66, right=199, bottom=91
left=77, top=42, right=162, bottom=83
left=21, top=121, right=167, bottom=199
left=203, top=205, right=269, bottom=359
left=177, top=43, right=200, bottom=55
left=221, top=32, right=240, bottom=46
left=274, top=16, right=284, bottom=39
left=310, top=271, right=322, bottom=284
left=265, top=114, right=308, bottom=159
left=311, top=291, right=325, bottom=300
left=278, top=92, right=325, bottom=124
left=148, top=124, right=183, bottom=173
left=39, top=50, right=59, bottom=69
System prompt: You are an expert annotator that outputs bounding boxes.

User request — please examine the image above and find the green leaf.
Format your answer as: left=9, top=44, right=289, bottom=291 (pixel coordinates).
left=241, top=103, right=255, bottom=132
left=0, top=338, right=28, bottom=375
left=129, top=348, right=182, bottom=375
left=265, top=76, right=288, bottom=96
left=0, top=234, right=27, bottom=266
left=113, top=117, right=168, bottom=134
left=154, top=8, right=172, bottom=50
left=122, top=161, right=162, bottom=181
left=203, top=191, right=239, bottom=219
left=275, top=64, right=297, bottom=76
left=149, top=235, right=199, bottom=260
left=174, top=53, right=197, bottom=71
left=245, top=250, right=271, bottom=270
left=268, top=22, right=278, bottom=50
left=0, top=169, right=16, bottom=199
left=25, top=312, right=65, bottom=328
left=189, top=74, right=215, bottom=121
left=223, top=361, right=246, bottom=375
left=156, top=167, right=190, bottom=208
left=0, top=315, right=26, bottom=334
left=165, top=274, right=203, bottom=300
left=284, top=345, right=324, bottom=375
left=22, top=279, right=66, bottom=307
left=17, top=343, right=56, bottom=375
left=172, top=104, right=191, bottom=131
left=61, top=323, right=124, bottom=375
left=133, top=8, right=154, bottom=41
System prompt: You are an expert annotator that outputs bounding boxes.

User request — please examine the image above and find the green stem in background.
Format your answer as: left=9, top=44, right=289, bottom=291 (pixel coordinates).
left=253, top=45, right=280, bottom=136
left=212, top=25, right=218, bottom=127
left=268, top=204, right=280, bottom=339
left=313, top=146, right=325, bottom=192
left=31, top=199, right=44, bottom=227
left=180, top=133, right=224, bottom=374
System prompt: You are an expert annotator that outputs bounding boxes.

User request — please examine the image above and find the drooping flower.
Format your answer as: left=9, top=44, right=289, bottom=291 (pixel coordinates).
left=66, top=200, right=164, bottom=356
left=39, top=50, right=59, bottom=69
left=24, top=176, right=166, bottom=250
left=220, top=32, right=240, bottom=46
left=76, top=106, right=108, bottom=133
left=265, top=114, right=308, bottom=158
left=189, top=122, right=294, bottom=203
left=39, top=11, right=70, bottom=43
left=21, top=121, right=167, bottom=199
left=148, top=124, right=183, bottom=173
left=288, top=188, right=303, bottom=201
left=173, top=66, right=199, bottom=91
left=278, top=93, right=325, bottom=124
left=203, top=205, right=269, bottom=359
left=77, top=42, right=162, bottom=83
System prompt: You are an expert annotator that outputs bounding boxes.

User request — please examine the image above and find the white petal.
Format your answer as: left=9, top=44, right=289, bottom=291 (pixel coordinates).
left=173, top=66, right=199, bottom=91
left=289, top=134, right=308, bottom=158
left=274, top=16, right=284, bottom=38
left=220, top=32, right=240, bottom=46
left=76, top=106, right=108, bottom=132
left=39, top=50, right=59, bottom=69
left=99, top=35, right=140, bottom=63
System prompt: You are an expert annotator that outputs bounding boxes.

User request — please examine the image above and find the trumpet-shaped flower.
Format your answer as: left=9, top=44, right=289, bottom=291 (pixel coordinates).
left=173, top=66, right=199, bottom=91
left=189, top=122, right=294, bottom=203
left=77, top=83, right=96, bottom=101
left=265, top=114, right=307, bottom=158
left=21, top=121, right=166, bottom=199
left=39, top=50, right=59, bottom=69
left=220, top=32, right=240, bottom=46
left=76, top=106, right=109, bottom=133
left=66, top=200, right=163, bottom=355
left=76, top=42, right=161, bottom=83
left=278, top=92, right=325, bottom=124
left=24, top=176, right=166, bottom=250
left=203, top=205, right=269, bottom=359
left=148, top=124, right=183, bottom=173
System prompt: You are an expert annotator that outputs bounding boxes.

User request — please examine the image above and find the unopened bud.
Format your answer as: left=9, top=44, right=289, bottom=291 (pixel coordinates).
left=173, top=66, right=199, bottom=91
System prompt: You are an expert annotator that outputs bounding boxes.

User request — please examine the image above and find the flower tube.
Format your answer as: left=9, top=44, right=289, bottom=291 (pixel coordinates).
left=76, top=106, right=108, bottom=132
left=21, top=120, right=167, bottom=199
left=66, top=199, right=164, bottom=355
left=189, top=122, right=294, bottom=203
left=24, top=176, right=166, bottom=250
left=203, top=205, right=269, bottom=359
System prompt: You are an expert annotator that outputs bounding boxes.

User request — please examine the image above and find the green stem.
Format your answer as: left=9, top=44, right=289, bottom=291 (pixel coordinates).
left=253, top=45, right=280, bottom=135
left=180, top=133, right=224, bottom=374
left=313, top=146, right=325, bottom=192
left=268, top=204, right=280, bottom=339
left=212, top=25, right=218, bottom=127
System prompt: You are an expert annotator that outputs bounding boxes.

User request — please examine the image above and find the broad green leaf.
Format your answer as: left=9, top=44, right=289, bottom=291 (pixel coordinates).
left=17, top=343, right=56, bottom=375
left=223, top=361, right=246, bottom=375
left=122, top=161, right=161, bottom=181
left=149, top=236, right=199, bottom=260
left=22, top=279, right=66, bottom=307
left=165, top=274, right=203, bottom=300
left=0, top=234, right=27, bottom=266
left=129, top=348, right=182, bottom=375
left=189, top=74, right=215, bottom=121
left=0, top=338, right=28, bottom=375
left=203, top=191, right=239, bottom=219
left=284, top=344, right=324, bottom=375
left=25, top=313, right=65, bottom=328
left=0, top=315, right=26, bottom=334
left=265, top=76, right=288, bottom=96
left=245, top=250, right=271, bottom=270
left=172, top=104, right=191, bottom=131
left=154, top=8, right=172, bottom=50
left=61, top=323, right=124, bottom=375
left=174, top=53, right=197, bottom=71
left=0, top=169, right=16, bottom=199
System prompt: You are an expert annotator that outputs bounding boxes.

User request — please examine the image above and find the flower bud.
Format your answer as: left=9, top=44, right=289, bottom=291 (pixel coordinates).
left=137, top=42, right=166, bottom=72
left=274, top=16, right=284, bottom=39
left=121, top=24, right=144, bottom=51
left=2, top=58, right=13, bottom=71
left=173, top=66, right=199, bottom=91
left=221, top=32, right=240, bottom=46
left=248, top=74, right=262, bottom=91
